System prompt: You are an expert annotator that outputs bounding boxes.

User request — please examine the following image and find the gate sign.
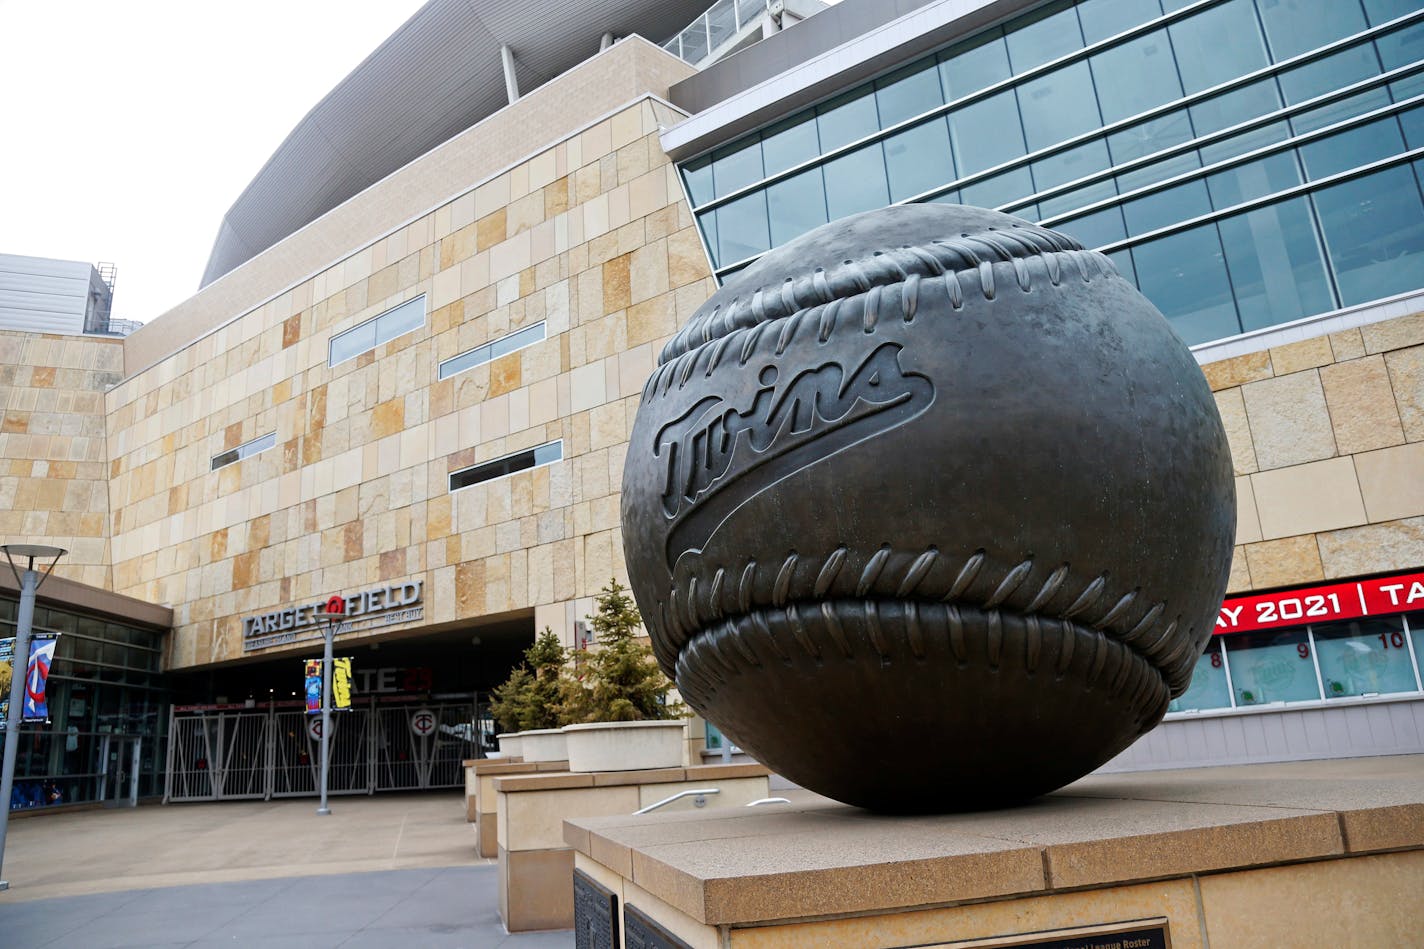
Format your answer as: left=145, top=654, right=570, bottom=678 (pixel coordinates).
left=1216, top=569, right=1424, bottom=636
left=410, top=707, right=437, bottom=737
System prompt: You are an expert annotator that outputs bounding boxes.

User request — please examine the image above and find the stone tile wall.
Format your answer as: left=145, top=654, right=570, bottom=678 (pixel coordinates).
left=103, top=93, right=716, bottom=670
left=0, top=330, right=120, bottom=586
left=1202, top=310, right=1424, bottom=593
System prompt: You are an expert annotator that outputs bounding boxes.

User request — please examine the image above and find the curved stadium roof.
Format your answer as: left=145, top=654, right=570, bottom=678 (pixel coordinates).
left=200, top=0, right=709, bottom=289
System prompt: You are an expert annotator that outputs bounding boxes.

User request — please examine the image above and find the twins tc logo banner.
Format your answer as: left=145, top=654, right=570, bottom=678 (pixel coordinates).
left=22, top=637, right=57, bottom=721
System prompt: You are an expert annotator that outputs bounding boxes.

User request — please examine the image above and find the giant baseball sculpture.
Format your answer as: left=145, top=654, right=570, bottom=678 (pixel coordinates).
left=621, top=204, right=1235, bottom=811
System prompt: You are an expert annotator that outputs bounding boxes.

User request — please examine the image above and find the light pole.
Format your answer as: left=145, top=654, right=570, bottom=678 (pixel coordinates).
left=0, top=544, right=66, bottom=891
left=317, top=595, right=344, bottom=816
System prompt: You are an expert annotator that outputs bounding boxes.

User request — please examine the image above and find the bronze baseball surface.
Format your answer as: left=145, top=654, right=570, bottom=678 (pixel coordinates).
left=620, top=204, right=1235, bottom=811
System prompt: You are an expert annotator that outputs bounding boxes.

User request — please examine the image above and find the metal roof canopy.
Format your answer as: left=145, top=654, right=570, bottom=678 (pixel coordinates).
left=200, top=0, right=710, bottom=289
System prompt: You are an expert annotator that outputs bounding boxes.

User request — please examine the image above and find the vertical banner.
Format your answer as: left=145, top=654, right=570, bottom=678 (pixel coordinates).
left=332, top=657, right=353, bottom=710
left=304, top=659, right=322, bottom=714
left=23, top=637, right=57, bottom=721
left=0, top=637, right=13, bottom=726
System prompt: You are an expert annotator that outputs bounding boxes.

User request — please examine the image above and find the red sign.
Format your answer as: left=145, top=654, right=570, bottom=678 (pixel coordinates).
left=324, top=595, right=346, bottom=615
left=1215, top=570, right=1424, bottom=635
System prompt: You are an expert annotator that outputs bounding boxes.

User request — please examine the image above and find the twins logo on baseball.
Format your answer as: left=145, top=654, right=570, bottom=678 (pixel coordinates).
left=652, top=342, right=933, bottom=535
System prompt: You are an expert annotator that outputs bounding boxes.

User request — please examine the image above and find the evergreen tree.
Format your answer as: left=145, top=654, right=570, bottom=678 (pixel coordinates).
left=560, top=578, right=685, bottom=723
left=489, top=626, right=568, bottom=731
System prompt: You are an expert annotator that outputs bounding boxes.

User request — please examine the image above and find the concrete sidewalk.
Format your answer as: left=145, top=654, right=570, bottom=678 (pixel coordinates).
left=0, top=791, right=572, bottom=946
left=0, top=791, right=479, bottom=901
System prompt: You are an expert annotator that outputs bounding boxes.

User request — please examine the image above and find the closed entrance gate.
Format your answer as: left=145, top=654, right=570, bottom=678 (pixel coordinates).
left=164, top=701, right=486, bottom=802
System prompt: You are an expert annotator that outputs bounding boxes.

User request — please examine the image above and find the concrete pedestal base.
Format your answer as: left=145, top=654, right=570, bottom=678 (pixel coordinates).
left=496, top=762, right=770, bottom=932
left=565, top=755, right=1424, bottom=948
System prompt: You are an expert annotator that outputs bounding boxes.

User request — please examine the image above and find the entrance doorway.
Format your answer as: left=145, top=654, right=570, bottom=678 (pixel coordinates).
left=98, top=734, right=142, bottom=806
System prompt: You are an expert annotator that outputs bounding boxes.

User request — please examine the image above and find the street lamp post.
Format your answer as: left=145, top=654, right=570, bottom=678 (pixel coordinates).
left=0, top=544, right=66, bottom=891
left=317, top=595, right=344, bottom=816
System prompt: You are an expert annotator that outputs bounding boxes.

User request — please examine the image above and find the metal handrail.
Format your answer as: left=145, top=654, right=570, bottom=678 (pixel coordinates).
left=634, top=788, right=719, bottom=814
left=745, top=797, right=791, bottom=807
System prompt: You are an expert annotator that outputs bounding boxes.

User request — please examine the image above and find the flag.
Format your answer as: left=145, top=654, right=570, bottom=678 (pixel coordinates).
left=0, top=637, right=13, bottom=726
left=23, top=638, right=57, bottom=721
left=304, top=659, right=322, bottom=714
left=333, top=657, right=353, bottom=710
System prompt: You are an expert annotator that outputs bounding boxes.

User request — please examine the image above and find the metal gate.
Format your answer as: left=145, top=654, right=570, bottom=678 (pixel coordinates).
left=165, top=700, right=485, bottom=803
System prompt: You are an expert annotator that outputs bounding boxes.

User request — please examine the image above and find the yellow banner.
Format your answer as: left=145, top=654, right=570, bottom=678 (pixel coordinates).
left=333, top=657, right=353, bottom=710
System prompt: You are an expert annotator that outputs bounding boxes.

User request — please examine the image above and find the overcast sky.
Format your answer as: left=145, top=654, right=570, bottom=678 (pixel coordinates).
left=0, top=0, right=428, bottom=324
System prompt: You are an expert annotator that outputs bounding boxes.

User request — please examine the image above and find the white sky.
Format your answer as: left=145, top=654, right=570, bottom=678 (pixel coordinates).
left=0, top=0, right=428, bottom=325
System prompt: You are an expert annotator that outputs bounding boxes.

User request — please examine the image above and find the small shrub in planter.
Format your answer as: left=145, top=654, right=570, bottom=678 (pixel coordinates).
left=559, top=579, right=685, bottom=724
left=490, top=626, right=568, bottom=733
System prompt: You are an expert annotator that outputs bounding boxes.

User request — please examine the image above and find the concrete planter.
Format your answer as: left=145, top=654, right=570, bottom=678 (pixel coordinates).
left=496, top=732, right=524, bottom=759
left=563, top=720, right=686, bottom=772
left=519, top=728, right=568, bottom=762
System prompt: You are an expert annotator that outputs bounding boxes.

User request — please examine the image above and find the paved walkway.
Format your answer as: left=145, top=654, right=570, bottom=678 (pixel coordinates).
left=0, top=791, right=571, bottom=947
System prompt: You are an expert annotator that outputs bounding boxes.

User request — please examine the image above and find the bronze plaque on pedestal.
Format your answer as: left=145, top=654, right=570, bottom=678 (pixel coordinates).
left=910, top=918, right=1170, bottom=949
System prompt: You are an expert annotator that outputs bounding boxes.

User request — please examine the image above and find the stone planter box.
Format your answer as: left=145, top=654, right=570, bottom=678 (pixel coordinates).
left=496, top=732, right=524, bottom=759
left=519, top=728, right=568, bottom=762
left=563, top=720, right=686, bottom=772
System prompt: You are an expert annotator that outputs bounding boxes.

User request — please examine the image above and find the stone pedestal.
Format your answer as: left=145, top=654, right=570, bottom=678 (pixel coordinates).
left=496, top=762, right=770, bottom=932
left=466, top=757, right=569, bottom=858
left=564, top=756, right=1424, bottom=948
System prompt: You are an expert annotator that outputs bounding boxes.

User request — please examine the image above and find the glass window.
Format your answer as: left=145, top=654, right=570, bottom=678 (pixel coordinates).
left=1189, top=80, right=1282, bottom=137
left=1108, top=112, right=1195, bottom=165
left=328, top=320, right=376, bottom=366
left=1123, top=179, right=1212, bottom=234
left=711, top=137, right=765, bottom=199
left=329, top=296, right=425, bottom=366
left=817, top=88, right=880, bottom=153
left=884, top=117, right=955, bottom=202
left=1312, top=163, right=1424, bottom=305
left=212, top=432, right=276, bottom=471
left=1198, top=120, right=1291, bottom=165
left=1091, top=30, right=1184, bottom=124
left=716, top=190, right=771, bottom=266
left=1131, top=222, right=1240, bottom=344
left=1410, top=611, right=1424, bottom=678
left=440, top=323, right=546, bottom=380
left=761, top=113, right=820, bottom=177
left=1116, top=149, right=1201, bottom=193
left=1257, top=0, right=1368, bottom=60
left=961, top=167, right=1036, bottom=210
left=1039, top=178, right=1119, bottom=218
left=683, top=156, right=714, bottom=207
left=1032, top=139, right=1112, bottom=191
left=1364, top=0, right=1419, bottom=25
left=1217, top=198, right=1335, bottom=331
left=1169, top=641, right=1233, bottom=711
left=1224, top=628, right=1322, bottom=705
left=939, top=29, right=1012, bottom=100
left=1402, top=105, right=1424, bottom=149
left=823, top=143, right=891, bottom=221
left=1292, top=88, right=1394, bottom=136
left=1313, top=617, right=1420, bottom=698
left=449, top=440, right=563, bottom=492
left=698, top=211, right=719, bottom=265
left=374, top=296, right=424, bottom=345
left=1077, top=0, right=1163, bottom=45
left=1168, top=0, right=1269, bottom=94
left=1004, top=0, right=1084, bottom=72
left=949, top=90, right=1028, bottom=174
left=1206, top=149, right=1302, bottom=207
left=1017, top=61, right=1103, bottom=151
left=1056, top=205, right=1128, bottom=247
left=1279, top=40, right=1384, bottom=105
left=1107, top=247, right=1137, bottom=283
left=767, top=168, right=829, bottom=247
left=1375, top=20, right=1424, bottom=72
left=876, top=59, right=945, bottom=128
left=1298, top=116, right=1407, bottom=179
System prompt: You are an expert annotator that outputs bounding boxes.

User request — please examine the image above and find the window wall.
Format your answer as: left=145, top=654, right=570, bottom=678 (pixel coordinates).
left=1, top=598, right=168, bottom=807
left=680, top=0, right=1424, bottom=346
left=1168, top=611, right=1424, bottom=713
